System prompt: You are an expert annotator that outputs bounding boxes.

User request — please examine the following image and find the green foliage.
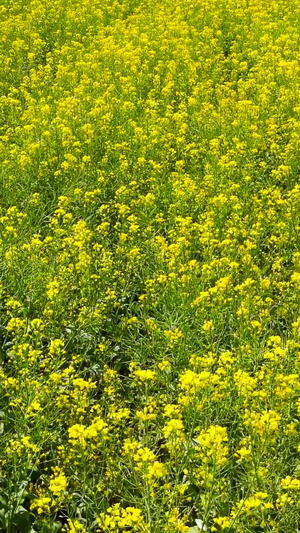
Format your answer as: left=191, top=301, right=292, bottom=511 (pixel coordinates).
left=1, top=0, right=300, bottom=531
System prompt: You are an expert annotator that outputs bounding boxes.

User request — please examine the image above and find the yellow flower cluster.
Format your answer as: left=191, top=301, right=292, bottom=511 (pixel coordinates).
left=196, top=426, right=229, bottom=465
left=97, top=504, right=148, bottom=532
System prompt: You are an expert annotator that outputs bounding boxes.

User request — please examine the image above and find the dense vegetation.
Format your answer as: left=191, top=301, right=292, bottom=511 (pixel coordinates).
left=1, top=0, right=300, bottom=531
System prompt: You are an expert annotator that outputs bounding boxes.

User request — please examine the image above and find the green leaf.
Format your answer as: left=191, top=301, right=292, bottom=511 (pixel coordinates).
left=12, top=506, right=31, bottom=533
left=0, top=495, right=7, bottom=507
left=0, top=509, right=5, bottom=528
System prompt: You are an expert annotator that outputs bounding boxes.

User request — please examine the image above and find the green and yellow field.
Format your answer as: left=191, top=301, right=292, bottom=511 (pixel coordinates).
left=1, top=0, right=300, bottom=531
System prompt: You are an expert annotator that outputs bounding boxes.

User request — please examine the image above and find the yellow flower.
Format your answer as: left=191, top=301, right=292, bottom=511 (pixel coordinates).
left=134, top=446, right=156, bottom=464
left=163, top=418, right=184, bottom=439
left=202, top=320, right=214, bottom=333
left=164, top=328, right=184, bottom=345
left=233, top=492, right=272, bottom=517
left=30, top=496, right=52, bottom=514
left=49, top=470, right=68, bottom=495
left=158, top=360, right=171, bottom=371
left=281, top=476, right=300, bottom=490
left=146, top=461, right=167, bottom=479
left=7, top=318, right=26, bottom=335
left=244, top=409, right=281, bottom=436
left=212, top=516, right=231, bottom=530
left=196, top=426, right=228, bottom=465
left=166, top=509, right=189, bottom=532
left=234, top=446, right=251, bottom=461
left=133, top=369, right=156, bottom=382
left=97, top=504, right=147, bottom=532
left=179, top=370, right=214, bottom=393
left=63, top=520, right=86, bottom=533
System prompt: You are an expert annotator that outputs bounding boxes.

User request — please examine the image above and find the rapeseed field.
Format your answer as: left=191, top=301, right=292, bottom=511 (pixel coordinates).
left=1, top=0, right=300, bottom=531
